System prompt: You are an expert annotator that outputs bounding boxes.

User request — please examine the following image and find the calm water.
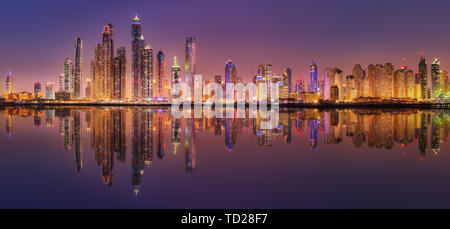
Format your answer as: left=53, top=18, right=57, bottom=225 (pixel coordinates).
left=0, top=106, right=449, bottom=209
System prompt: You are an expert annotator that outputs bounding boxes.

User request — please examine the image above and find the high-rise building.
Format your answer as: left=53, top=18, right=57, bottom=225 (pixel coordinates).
left=102, top=23, right=114, bottom=99
left=295, top=78, right=305, bottom=99
left=280, top=68, right=291, bottom=99
left=85, top=79, right=91, bottom=99
left=59, top=74, right=65, bottom=92
left=352, top=64, right=368, bottom=98
left=171, top=56, right=181, bottom=99
left=383, top=63, right=394, bottom=99
left=63, top=58, right=73, bottom=93
left=257, top=64, right=273, bottom=100
left=225, top=59, right=237, bottom=84
left=185, top=37, right=197, bottom=100
left=309, top=61, right=319, bottom=93
left=113, top=47, right=126, bottom=100
left=418, top=54, right=428, bottom=100
left=155, top=50, right=165, bottom=99
left=141, top=45, right=153, bottom=100
left=45, top=82, right=55, bottom=100
left=131, top=16, right=143, bottom=100
left=431, top=58, right=441, bottom=99
left=393, top=66, right=415, bottom=99
left=34, top=82, right=42, bottom=98
left=90, top=44, right=104, bottom=99
left=440, top=70, right=448, bottom=95
left=325, top=67, right=343, bottom=101
left=73, top=35, right=83, bottom=99
left=5, top=70, right=14, bottom=94
left=345, top=75, right=357, bottom=102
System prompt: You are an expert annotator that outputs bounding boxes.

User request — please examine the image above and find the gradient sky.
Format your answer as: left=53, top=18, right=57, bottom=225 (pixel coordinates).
left=1, top=0, right=450, bottom=97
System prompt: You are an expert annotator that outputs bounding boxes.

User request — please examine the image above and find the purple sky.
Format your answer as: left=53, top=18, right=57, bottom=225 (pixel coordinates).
left=1, top=0, right=450, bottom=97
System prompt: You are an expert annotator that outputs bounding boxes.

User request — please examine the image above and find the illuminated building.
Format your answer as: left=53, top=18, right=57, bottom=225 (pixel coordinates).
left=418, top=54, right=428, bottom=100
left=383, top=63, right=394, bottom=99
left=90, top=44, right=104, bottom=99
left=155, top=50, right=165, bottom=100
left=325, top=67, right=343, bottom=101
left=171, top=56, right=181, bottom=99
left=102, top=23, right=114, bottom=99
left=225, top=58, right=238, bottom=84
left=34, top=82, right=42, bottom=99
left=141, top=45, right=153, bottom=100
left=431, top=58, right=441, bottom=99
left=344, top=75, right=357, bottom=102
left=309, top=61, right=319, bottom=93
left=441, top=70, right=448, bottom=94
left=132, top=15, right=143, bottom=100
left=63, top=58, right=73, bottom=93
left=330, top=85, right=339, bottom=101
left=73, top=35, right=83, bottom=99
left=295, top=78, right=305, bottom=100
left=257, top=64, right=273, bottom=101
left=113, top=47, right=126, bottom=100
left=46, top=82, right=55, bottom=100
left=393, top=66, right=415, bottom=99
left=185, top=37, right=197, bottom=100
left=59, top=74, right=65, bottom=92
left=352, top=64, right=368, bottom=98
left=55, top=91, right=71, bottom=101
left=280, top=68, right=291, bottom=99
left=85, top=79, right=91, bottom=99
left=319, top=80, right=325, bottom=99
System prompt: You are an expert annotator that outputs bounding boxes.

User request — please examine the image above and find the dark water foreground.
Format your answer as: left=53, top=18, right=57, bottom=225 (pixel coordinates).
left=0, top=106, right=449, bottom=209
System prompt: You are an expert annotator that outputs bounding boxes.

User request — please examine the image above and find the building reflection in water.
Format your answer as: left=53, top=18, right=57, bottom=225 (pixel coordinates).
left=1, top=106, right=450, bottom=193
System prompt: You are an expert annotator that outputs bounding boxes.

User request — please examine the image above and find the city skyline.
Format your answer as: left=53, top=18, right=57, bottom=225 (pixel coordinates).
left=2, top=0, right=450, bottom=97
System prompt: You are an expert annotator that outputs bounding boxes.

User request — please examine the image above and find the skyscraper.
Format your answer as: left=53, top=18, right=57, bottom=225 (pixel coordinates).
left=102, top=23, right=114, bottom=99
left=73, top=35, right=83, bottom=99
left=393, top=66, right=415, bottom=99
left=418, top=54, right=428, bottom=100
left=132, top=16, right=143, bottom=100
left=46, top=82, right=55, bottom=100
left=90, top=44, right=104, bottom=99
left=5, top=70, right=13, bottom=94
left=59, top=74, right=65, bottom=92
left=309, top=61, right=319, bottom=93
left=325, top=67, right=343, bottom=101
left=431, top=58, right=441, bottom=99
left=225, top=58, right=237, bottom=84
left=352, top=64, right=368, bottom=98
left=63, top=58, right=73, bottom=93
left=113, top=47, right=126, bottom=100
left=141, top=45, right=153, bottom=100
left=185, top=37, right=197, bottom=100
left=171, top=56, right=181, bottom=99
left=155, top=50, right=165, bottom=99
left=34, top=82, right=41, bottom=95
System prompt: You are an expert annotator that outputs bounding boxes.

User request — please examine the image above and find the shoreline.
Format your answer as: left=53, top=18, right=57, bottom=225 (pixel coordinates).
left=0, top=102, right=448, bottom=109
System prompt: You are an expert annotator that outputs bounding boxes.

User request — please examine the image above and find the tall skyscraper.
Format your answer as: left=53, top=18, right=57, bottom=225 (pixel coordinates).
left=431, top=58, right=441, bottom=99
left=90, top=44, right=105, bottom=99
left=142, top=45, right=153, bottom=100
left=283, top=68, right=292, bottom=92
left=325, top=67, right=343, bottom=101
left=352, top=64, right=367, bottom=98
left=113, top=47, right=126, bottom=100
left=309, top=61, right=319, bottom=93
left=45, top=82, right=55, bottom=100
left=393, top=66, right=415, bottom=99
left=73, top=35, right=83, bottom=99
left=132, top=16, right=143, bottom=100
left=5, top=70, right=14, bottom=94
left=383, top=63, right=394, bottom=99
left=185, top=37, right=197, bottom=100
left=59, top=74, right=65, bottom=92
left=225, top=58, right=237, bottom=83
left=155, top=50, right=165, bottom=99
left=418, top=54, right=428, bottom=100
left=34, top=82, right=42, bottom=96
left=102, top=23, right=114, bottom=99
left=64, top=58, right=73, bottom=93
left=171, top=56, right=181, bottom=98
